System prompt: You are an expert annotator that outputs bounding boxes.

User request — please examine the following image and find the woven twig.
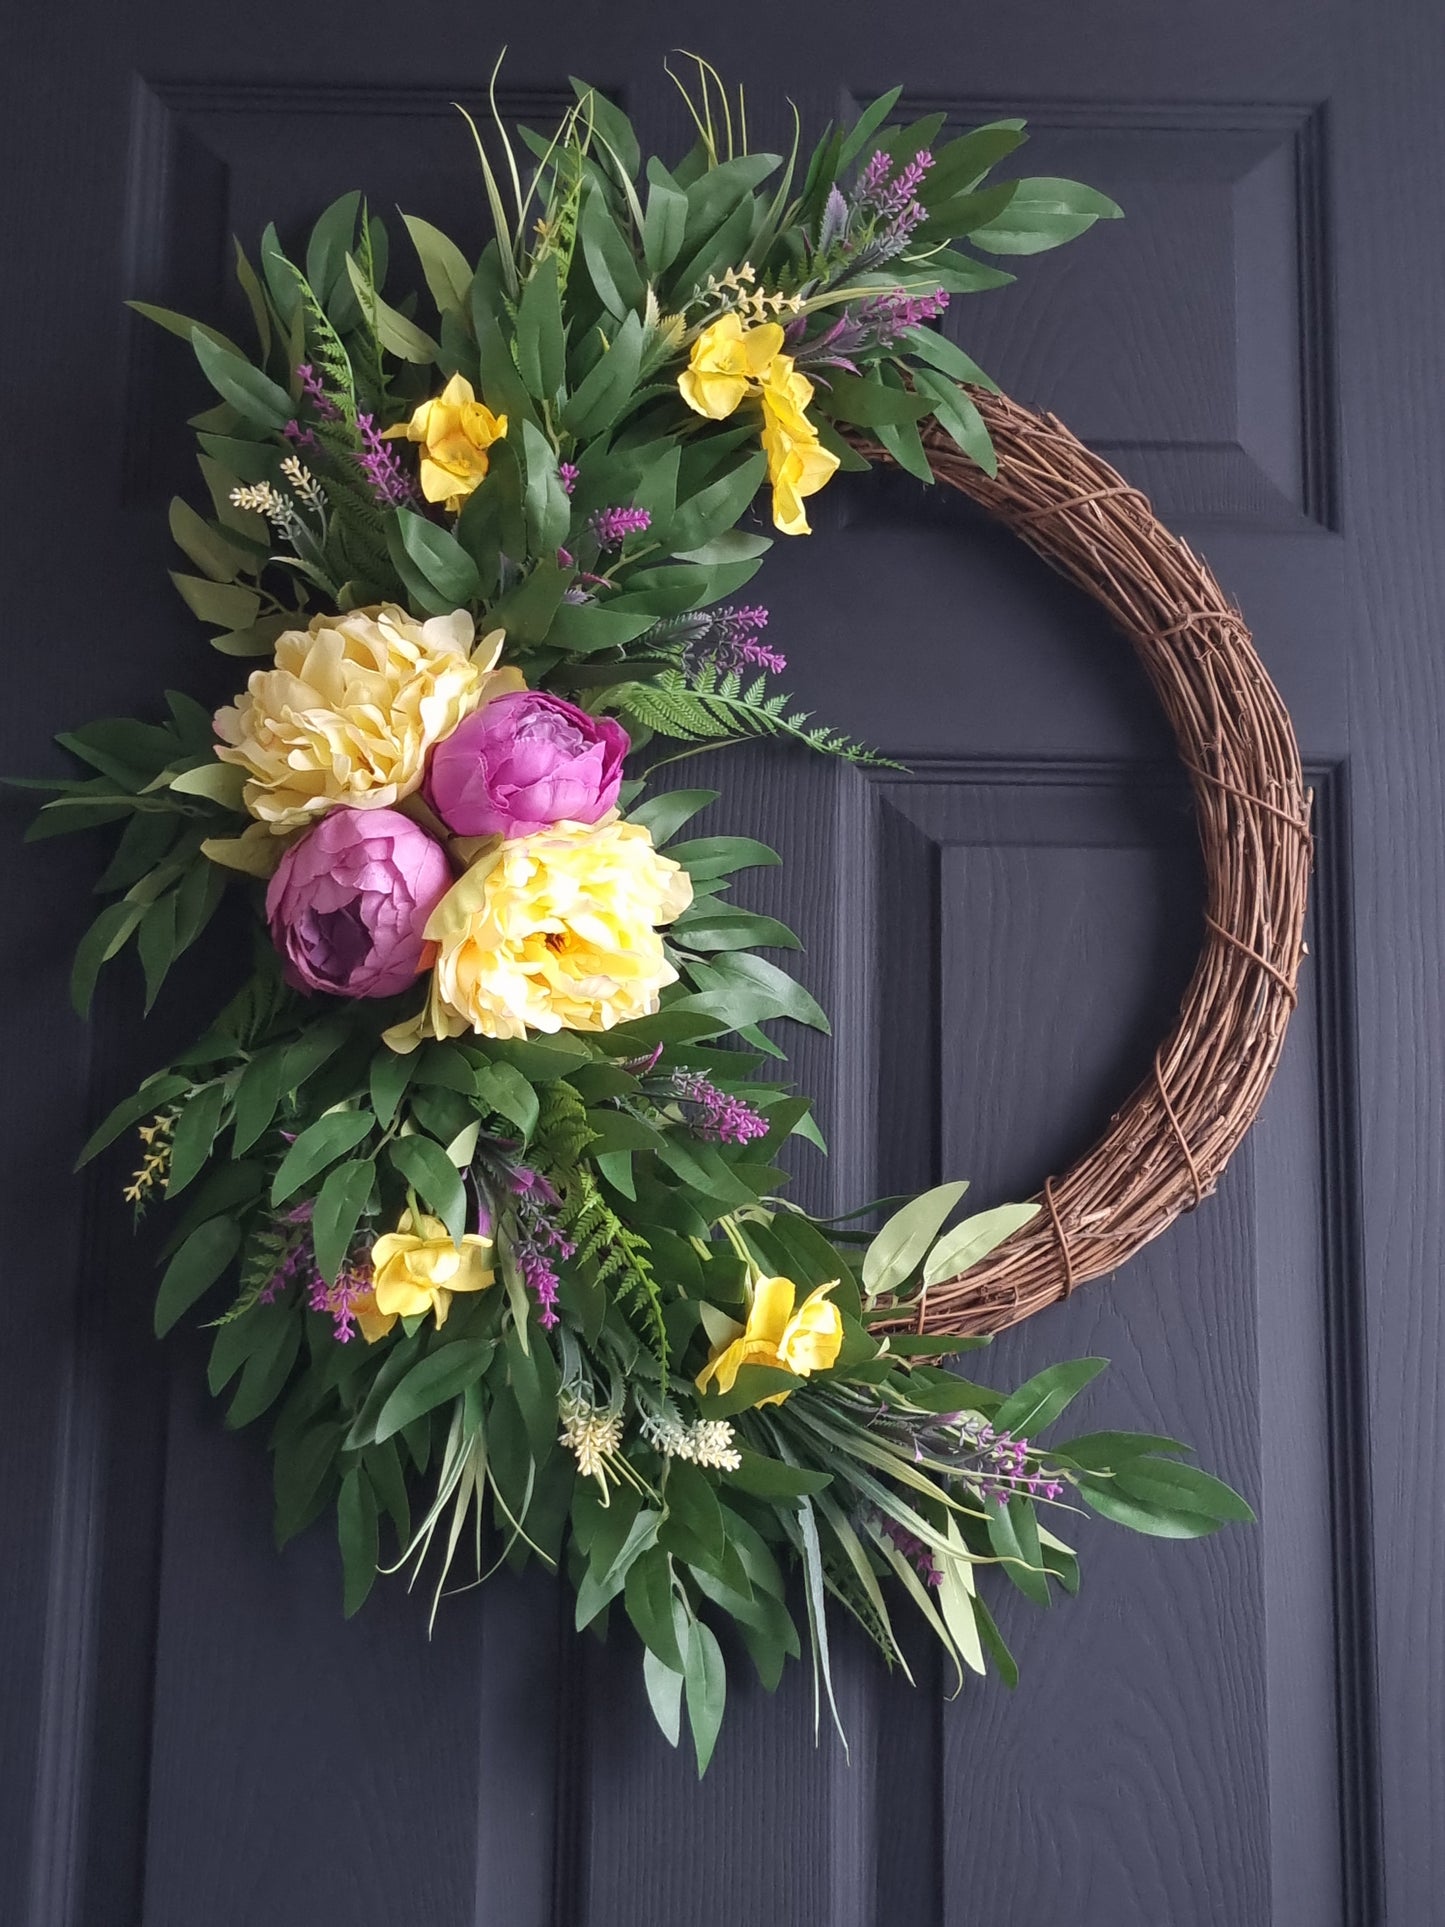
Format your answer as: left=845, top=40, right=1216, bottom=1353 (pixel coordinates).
left=851, top=393, right=1313, bottom=1337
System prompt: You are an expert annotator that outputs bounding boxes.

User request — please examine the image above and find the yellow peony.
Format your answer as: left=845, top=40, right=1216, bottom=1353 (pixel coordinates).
left=758, top=358, right=841, bottom=536
left=696, top=1272, right=844, bottom=1406
left=214, top=607, right=519, bottom=832
left=387, top=816, right=693, bottom=1047
left=357, top=1208, right=494, bottom=1341
left=383, top=373, right=508, bottom=512
left=678, top=314, right=786, bottom=419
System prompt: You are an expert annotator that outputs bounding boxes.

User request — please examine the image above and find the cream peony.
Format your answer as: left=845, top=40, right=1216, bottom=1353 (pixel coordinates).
left=213, top=606, right=519, bottom=831
left=386, top=816, right=693, bottom=1046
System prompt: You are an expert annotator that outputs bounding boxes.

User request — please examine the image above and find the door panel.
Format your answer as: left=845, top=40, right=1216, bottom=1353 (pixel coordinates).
left=7, top=3, right=1432, bottom=1923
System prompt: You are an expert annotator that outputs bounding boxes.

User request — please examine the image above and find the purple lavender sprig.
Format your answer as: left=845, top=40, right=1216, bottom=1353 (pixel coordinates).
left=588, top=504, right=651, bottom=548
left=680, top=603, right=787, bottom=679
left=296, top=363, right=342, bottom=421
left=876, top=1513, right=943, bottom=1587
left=669, top=1070, right=769, bottom=1147
left=558, top=461, right=580, bottom=496
left=786, top=287, right=950, bottom=371
left=504, top=1166, right=575, bottom=1331
left=354, top=411, right=418, bottom=507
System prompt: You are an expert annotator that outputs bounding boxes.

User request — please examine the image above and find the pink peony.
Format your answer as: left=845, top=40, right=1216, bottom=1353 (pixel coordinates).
left=424, top=691, right=628, bottom=838
left=265, top=808, right=452, bottom=998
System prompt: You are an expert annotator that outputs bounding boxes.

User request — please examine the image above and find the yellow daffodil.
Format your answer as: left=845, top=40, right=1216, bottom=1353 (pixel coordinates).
left=758, top=358, right=841, bottom=536
left=383, top=373, right=508, bottom=512
left=385, top=816, right=692, bottom=1048
left=678, top=314, right=786, bottom=420
left=361, top=1208, right=494, bottom=1339
left=696, top=1272, right=844, bottom=1406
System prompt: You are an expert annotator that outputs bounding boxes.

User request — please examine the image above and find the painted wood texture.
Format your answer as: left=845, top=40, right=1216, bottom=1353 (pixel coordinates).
left=4, top=1, right=1434, bottom=1922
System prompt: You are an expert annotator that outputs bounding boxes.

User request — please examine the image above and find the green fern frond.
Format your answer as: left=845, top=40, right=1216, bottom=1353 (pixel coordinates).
left=532, top=1083, right=668, bottom=1372
left=614, top=668, right=901, bottom=769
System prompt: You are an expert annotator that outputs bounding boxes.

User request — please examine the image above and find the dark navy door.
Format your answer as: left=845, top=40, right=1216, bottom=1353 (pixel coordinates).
left=3, top=3, right=1436, bottom=1923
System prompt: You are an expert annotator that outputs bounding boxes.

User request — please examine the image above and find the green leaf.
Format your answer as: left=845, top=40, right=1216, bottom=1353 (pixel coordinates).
left=837, top=87, right=904, bottom=171
left=688, top=951, right=829, bottom=1033
left=344, top=255, right=440, bottom=363
left=986, top=1495, right=1052, bottom=1606
left=672, top=529, right=772, bottom=566
left=170, top=573, right=262, bottom=631
left=168, top=497, right=252, bottom=582
left=862, top=1182, right=970, bottom=1301
left=561, top=311, right=645, bottom=440
left=994, top=1357, right=1109, bottom=1437
left=486, top=558, right=570, bottom=647
left=902, top=326, right=1000, bottom=392
left=70, top=901, right=145, bottom=1015
left=369, top=1049, right=416, bottom=1131
left=271, top=1110, right=375, bottom=1206
left=664, top=453, right=767, bottom=555
left=643, top=1646, right=684, bottom=1747
left=922, top=120, right=1028, bottom=200
left=76, top=1072, right=191, bottom=1168
left=137, top=892, right=179, bottom=1011
left=682, top=1618, right=726, bottom=1776
left=922, top=1201, right=1039, bottom=1287
left=231, top=1049, right=289, bottom=1155
left=520, top=418, right=572, bottom=552
left=642, top=161, right=688, bottom=276
left=571, top=77, right=642, bottom=178
left=969, top=176, right=1123, bottom=255
left=517, top=255, right=567, bottom=399
left=374, top=1344, right=489, bottom=1443
left=1111, top=1457, right=1255, bottom=1524
left=1080, top=1478, right=1228, bottom=1540
left=386, top=1136, right=467, bottom=1243
left=404, top=214, right=474, bottom=320
left=818, top=374, right=934, bottom=429
left=166, top=1081, right=228, bottom=1196
left=154, top=1217, right=241, bottom=1336
left=312, top=1158, right=376, bottom=1285
left=1049, top=1430, right=1192, bottom=1473
left=580, top=182, right=645, bottom=319
left=725, top=1450, right=831, bottom=1500
left=913, top=369, right=997, bottom=477
left=625, top=1547, right=686, bottom=1671
left=190, top=329, right=294, bottom=431
left=338, top=1466, right=379, bottom=1616
left=394, top=509, right=481, bottom=608
left=546, top=601, right=659, bottom=653
left=624, top=788, right=717, bottom=846
left=668, top=835, right=780, bottom=878
left=128, top=301, right=244, bottom=356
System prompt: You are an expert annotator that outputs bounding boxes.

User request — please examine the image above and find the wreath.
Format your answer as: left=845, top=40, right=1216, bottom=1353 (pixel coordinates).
left=22, top=63, right=1288, bottom=1774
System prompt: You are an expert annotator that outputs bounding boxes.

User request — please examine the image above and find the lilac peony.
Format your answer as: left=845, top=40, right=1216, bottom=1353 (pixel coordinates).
left=265, top=807, right=452, bottom=998
left=424, top=690, right=628, bottom=838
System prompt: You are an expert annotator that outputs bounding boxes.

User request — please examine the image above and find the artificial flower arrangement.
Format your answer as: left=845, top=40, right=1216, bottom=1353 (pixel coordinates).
left=26, top=62, right=1252, bottom=1772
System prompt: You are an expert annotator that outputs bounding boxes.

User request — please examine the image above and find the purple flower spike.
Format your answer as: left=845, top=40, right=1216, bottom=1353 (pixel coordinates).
left=558, top=461, right=580, bottom=496
left=670, top=1070, right=769, bottom=1147
left=296, top=364, right=342, bottom=421
left=588, top=504, right=651, bottom=547
left=354, top=411, right=418, bottom=507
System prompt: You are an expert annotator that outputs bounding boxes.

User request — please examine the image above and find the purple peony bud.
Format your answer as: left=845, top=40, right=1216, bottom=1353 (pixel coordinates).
left=265, top=807, right=452, bottom=998
left=424, top=691, right=629, bottom=838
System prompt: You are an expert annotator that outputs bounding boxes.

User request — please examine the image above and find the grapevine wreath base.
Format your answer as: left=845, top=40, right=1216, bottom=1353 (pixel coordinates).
left=23, top=70, right=1304, bottom=1769
left=858, top=399, right=1313, bottom=1337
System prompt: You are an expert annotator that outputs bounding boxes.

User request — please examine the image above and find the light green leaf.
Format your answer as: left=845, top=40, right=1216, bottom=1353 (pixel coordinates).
left=861, top=1181, right=970, bottom=1302
left=387, top=1135, right=467, bottom=1243
left=170, top=573, right=262, bottom=631
left=374, top=1344, right=489, bottom=1443
left=682, top=1618, right=726, bottom=1777
left=922, top=1200, right=1039, bottom=1286
left=404, top=214, right=474, bottom=320
left=970, top=176, right=1123, bottom=255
